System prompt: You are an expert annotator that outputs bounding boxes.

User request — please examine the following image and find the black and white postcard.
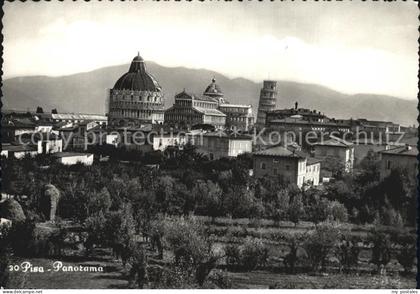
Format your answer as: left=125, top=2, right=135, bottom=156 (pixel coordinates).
left=0, top=1, right=418, bottom=291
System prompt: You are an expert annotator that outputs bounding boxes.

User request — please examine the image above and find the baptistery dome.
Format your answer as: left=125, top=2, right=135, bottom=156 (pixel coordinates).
left=108, top=53, right=165, bottom=127
left=113, top=53, right=161, bottom=92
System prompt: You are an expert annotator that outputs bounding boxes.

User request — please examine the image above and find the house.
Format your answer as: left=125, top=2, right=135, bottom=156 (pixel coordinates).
left=352, top=138, right=388, bottom=165
left=305, top=157, right=321, bottom=186
left=1, top=143, right=38, bottom=159
left=313, top=137, right=354, bottom=173
left=152, top=132, right=189, bottom=151
left=379, top=145, right=417, bottom=180
left=35, top=133, right=63, bottom=154
left=106, top=133, right=120, bottom=147
left=58, top=121, right=106, bottom=150
left=1, top=114, right=37, bottom=142
left=36, top=112, right=108, bottom=126
left=52, top=152, right=94, bottom=166
left=253, top=145, right=320, bottom=188
left=218, top=104, right=254, bottom=131
left=194, top=131, right=252, bottom=160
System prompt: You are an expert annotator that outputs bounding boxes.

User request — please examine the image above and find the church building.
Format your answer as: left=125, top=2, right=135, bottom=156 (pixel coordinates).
left=164, top=90, right=226, bottom=129
left=108, top=53, right=165, bottom=128
left=164, top=78, right=254, bottom=131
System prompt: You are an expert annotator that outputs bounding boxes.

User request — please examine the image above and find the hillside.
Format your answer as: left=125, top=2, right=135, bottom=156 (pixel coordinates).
left=2, top=62, right=417, bottom=126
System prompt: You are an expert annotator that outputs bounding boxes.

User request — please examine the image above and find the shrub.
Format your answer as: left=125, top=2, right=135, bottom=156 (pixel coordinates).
left=127, top=244, right=148, bottom=289
left=224, top=243, right=241, bottom=270
left=239, top=237, right=269, bottom=271
left=283, top=232, right=305, bottom=274
left=336, top=232, right=360, bottom=273
left=393, top=232, right=416, bottom=274
left=329, top=201, right=348, bottom=223
left=8, top=220, right=37, bottom=257
left=303, top=222, right=340, bottom=272
left=0, top=199, right=26, bottom=223
left=204, top=269, right=233, bottom=289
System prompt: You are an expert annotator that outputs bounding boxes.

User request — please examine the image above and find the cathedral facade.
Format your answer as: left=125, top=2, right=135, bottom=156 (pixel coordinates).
left=164, top=78, right=254, bottom=131
left=108, top=53, right=165, bottom=128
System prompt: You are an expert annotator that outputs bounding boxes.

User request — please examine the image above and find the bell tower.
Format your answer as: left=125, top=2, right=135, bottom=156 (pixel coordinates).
left=256, top=80, right=277, bottom=128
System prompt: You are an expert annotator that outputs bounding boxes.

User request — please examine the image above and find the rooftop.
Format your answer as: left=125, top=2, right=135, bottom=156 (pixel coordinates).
left=203, top=131, right=252, bottom=140
left=52, top=152, right=93, bottom=158
left=2, top=144, right=37, bottom=152
left=313, top=137, right=353, bottom=148
left=203, top=78, right=224, bottom=98
left=254, top=145, right=306, bottom=159
left=269, top=117, right=349, bottom=127
left=194, top=107, right=226, bottom=117
left=113, top=53, right=161, bottom=92
left=307, top=157, right=322, bottom=165
left=219, top=104, right=252, bottom=108
left=175, top=90, right=218, bottom=103
left=380, top=145, right=418, bottom=157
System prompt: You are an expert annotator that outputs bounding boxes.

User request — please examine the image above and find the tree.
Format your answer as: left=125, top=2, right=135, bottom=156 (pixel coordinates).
left=369, top=230, right=392, bottom=273
left=127, top=243, right=148, bottom=288
left=306, top=196, right=331, bottom=225
left=380, top=207, right=403, bottom=227
left=282, top=232, right=305, bottom=274
left=51, top=108, right=58, bottom=114
left=393, top=232, right=416, bottom=274
left=239, top=237, right=269, bottom=271
left=193, top=180, right=223, bottom=221
left=84, top=212, right=107, bottom=255
left=288, top=194, right=305, bottom=226
left=329, top=201, right=348, bottom=223
left=40, top=184, right=61, bottom=221
left=223, top=186, right=259, bottom=218
left=336, top=232, right=360, bottom=273
left=104, top=203, right=136, bottom=264
left=271, top=189, right=290, bottom=223
left=303, top=222, right=340, bottom=272
left=224, top=243, right=241, bottom=270
left=36, top=106, right=44, bottom=113
left=0, top=199, right=26, bottom=223
left=163, top=216, right=218, bottom=286
left=88, top=187, right=111, bottom=216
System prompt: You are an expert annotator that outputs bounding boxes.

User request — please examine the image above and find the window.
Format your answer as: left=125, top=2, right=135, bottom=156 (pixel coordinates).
left=273, top=158, right=279, bottom=163
left=285, top=165, right=290, bottom=171
left=261, top=162, right=266, bottom=170
left=387, top=160, right=391, bottom=170
left=274, top=168, right=278, bottom=175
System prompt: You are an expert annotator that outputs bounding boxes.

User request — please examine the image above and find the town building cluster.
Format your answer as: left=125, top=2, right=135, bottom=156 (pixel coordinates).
left=1, top=53, right=417, bottom=188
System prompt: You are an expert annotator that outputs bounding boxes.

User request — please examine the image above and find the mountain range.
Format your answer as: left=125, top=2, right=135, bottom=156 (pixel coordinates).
left=2, top=62, right=417, bottom=126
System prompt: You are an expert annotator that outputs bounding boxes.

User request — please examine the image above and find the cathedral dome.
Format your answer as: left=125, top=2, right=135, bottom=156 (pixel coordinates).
left=203, top=78, right=224, bottom=98
left=113, top=53, right=161, bottom=92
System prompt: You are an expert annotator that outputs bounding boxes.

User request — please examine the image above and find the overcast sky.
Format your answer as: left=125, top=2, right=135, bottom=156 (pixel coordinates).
left=3, top=1, right=418, bottom=99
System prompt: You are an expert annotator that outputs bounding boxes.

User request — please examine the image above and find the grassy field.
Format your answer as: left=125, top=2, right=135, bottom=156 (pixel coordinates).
left=5, top=220, right=416, bottom=289
left=227, top=271, right=416, bottom=289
